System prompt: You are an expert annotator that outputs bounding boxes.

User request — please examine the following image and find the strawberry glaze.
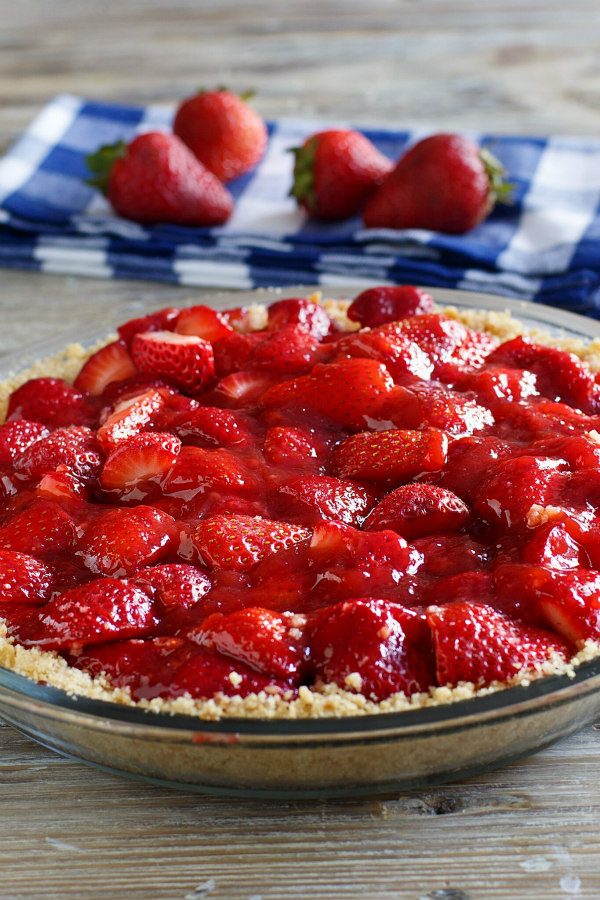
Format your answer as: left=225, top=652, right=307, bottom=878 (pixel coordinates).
left=0, top=289, right=598, bottom=704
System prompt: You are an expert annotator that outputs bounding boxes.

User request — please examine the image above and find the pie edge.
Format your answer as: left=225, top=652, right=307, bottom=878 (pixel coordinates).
left=0, top=297, right=599, bottom=720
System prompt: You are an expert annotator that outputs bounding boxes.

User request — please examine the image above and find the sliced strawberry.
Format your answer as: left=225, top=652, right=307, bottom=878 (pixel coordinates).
left=0, top=549, right=54, bottom=603
left=37, top=465, right=87, bottom=503
left=492, top=397, right=598, bottom=443
left=364, top=484, right=469, bottom=539
left=213, top=331, right=264, bottom=375
left=214, top=371, right=275, bottom=407
left=172, top=406, right=253, bottom=448
left=0, top=420, right=49, bottom=467
left=162, top=446, right=255, bottom=498
left=519, top=568, right=600, bottom=643
left=7, top=378, right=97, bottom=428
left=474, top=456, right=566, bottom=530
left=383, top=383, right=494, bottom=435
left=492, top=562, right=565, bottom=625
left=30, top=577, right=158, bottom=650
left=75, top=635, right=281, bottom=702
left=277, top=475, right=374, bottom=527
left=192, top=514, right=310, bottom=572
left=174, top=305, right=233, bottom=341
left=309, top=599, right=434, bottom=699
left=99, top=375, right=173, bottom=408
left=14, top=426, right=103, bottom=482
left=267, top=297, right=332, bottom=339
left=151, top=390, right=205, bottom=426
left=0, top=500, right=77, bottom=556
left=262, top=358, right=395, bottom=429
left=222, top=305, right=253, bottom=332
left=97, top=388, right=168, bottom=452
left=100, top=432, right=181, bottom=492
left=0, top=601, right=41, bottom=642
left=76, top=505, right=176, bottom=577
left=263, top=426, right=323, bottom=471
left=191, top=607, right=307, bottom=679
left=427, top=601, right=570, bottom=687
left=529, top=435, right=600, bottom=471
left=131, top=331, right=215, bottom=394
left=522, top=522, right=585, bottom=571
left=487, top=336, right=600, bottom=414
left=166, top=646, right=288, bottom=700
left=117, top=306, right=180, bottom=347
left=440, top=328, right=498, bottom=375
left=426, top=571, right=496, bottom=607
left=437, top=435, right=512, bottom=502
left=133, top=563, right=211, bottom=610
left=333, top=427, right=448, bottom=483
left=454, top=366, right=538, bottom=405
left=334, top=328, right=433, bottom=383
left=307, top=521, right=422, bottom=607
left=71, top=636, right=186, bottom=699
left=411, top=534, right=491, bottom=577
left=74, top=340, right=138, bottom=397
left=347, top=285, right=434, bottom=327
left=249, top=325, right=322, bottom=375
left=390, top=314, right=470, bottom=371
left=244, top=542, right=314, bottom=613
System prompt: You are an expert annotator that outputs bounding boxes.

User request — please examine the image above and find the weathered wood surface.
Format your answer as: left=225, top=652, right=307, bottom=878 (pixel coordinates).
left=2, top=0, right=600, bottom=153
left=0, top=712, right=599, bottom=899
left=2, top=1, right=600, bottom=897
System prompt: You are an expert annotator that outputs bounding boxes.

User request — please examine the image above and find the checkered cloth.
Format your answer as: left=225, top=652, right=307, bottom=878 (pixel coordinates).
left=1, top=93, right=600, bottom=315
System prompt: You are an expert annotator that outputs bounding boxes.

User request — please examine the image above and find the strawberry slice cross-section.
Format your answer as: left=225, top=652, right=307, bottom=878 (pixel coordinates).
left=131, top=330, right=216, bottom=394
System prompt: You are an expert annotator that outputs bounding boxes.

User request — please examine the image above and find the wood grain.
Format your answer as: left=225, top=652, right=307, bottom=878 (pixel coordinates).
left=0, top=716, right=599, bottom=898
left=2, top=0, right=600, bottom=156
left=2, top=1, right=600, bottom=897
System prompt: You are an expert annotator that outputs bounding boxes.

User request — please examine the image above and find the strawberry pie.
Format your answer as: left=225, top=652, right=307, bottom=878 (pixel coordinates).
left=0, top=286, right=600, bottom=719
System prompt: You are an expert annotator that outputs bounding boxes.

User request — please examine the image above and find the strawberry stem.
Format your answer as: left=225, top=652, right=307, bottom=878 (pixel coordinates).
left=85, top=140, right=128, bottom=194
left=479, top=147, right=515, bottom=205
left=196, top=87, right=256, bottom=102
left=289, top=138, right=318, bottom=209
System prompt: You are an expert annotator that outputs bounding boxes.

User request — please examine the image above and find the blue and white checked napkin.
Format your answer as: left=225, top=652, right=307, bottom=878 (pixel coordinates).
left=1, top=93, right=600, bottom=314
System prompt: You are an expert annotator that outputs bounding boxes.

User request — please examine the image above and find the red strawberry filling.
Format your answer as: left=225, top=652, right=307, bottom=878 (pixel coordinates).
left=2, top=289, right=599, bottom=705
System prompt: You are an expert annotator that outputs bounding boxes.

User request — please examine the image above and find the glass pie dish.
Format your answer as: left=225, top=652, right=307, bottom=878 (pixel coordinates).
left=1, top=285, right=600, bottom=799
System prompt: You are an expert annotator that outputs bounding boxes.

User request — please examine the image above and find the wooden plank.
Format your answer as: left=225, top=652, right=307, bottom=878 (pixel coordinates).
left=2, top=0, right=600, bottom=150
left=0, top=718, right=599, bottom=898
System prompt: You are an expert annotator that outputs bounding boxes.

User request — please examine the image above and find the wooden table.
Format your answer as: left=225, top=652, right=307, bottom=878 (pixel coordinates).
left=2, top=2, right=600, bottom=897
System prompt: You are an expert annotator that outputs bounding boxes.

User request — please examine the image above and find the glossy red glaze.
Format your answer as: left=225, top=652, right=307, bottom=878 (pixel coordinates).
left=3, top=291, right=600, bottom=702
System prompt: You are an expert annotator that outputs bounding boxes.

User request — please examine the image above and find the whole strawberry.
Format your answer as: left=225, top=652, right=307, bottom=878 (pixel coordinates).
left=363, top=133, right=510, bottom=234
left=174, top=89, right=268, bottom=182
left=290, top=129, right=392, bottom=220
left=86, top=132, right=233, bottom=226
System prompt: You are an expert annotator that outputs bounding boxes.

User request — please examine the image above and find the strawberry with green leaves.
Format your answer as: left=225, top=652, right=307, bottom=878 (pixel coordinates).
left=290, top=129, right=392, bottom=220
left=364, top=133, right=511, bottom=234
left=86, top=132, right=233, bottom=226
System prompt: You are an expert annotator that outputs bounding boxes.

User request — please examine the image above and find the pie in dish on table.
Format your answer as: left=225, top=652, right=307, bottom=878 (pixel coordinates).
left=0, top=286, right=599, bottom=721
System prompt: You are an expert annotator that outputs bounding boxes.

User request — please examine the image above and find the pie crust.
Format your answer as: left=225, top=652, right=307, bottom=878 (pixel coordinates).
left=0, top=297, right=599, bottom=721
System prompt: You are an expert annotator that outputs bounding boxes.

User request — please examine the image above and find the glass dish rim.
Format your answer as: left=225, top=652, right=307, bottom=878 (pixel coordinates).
left=3, top=284, right=600, bottom=739
left=1, top=656, right=600, bottom=737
